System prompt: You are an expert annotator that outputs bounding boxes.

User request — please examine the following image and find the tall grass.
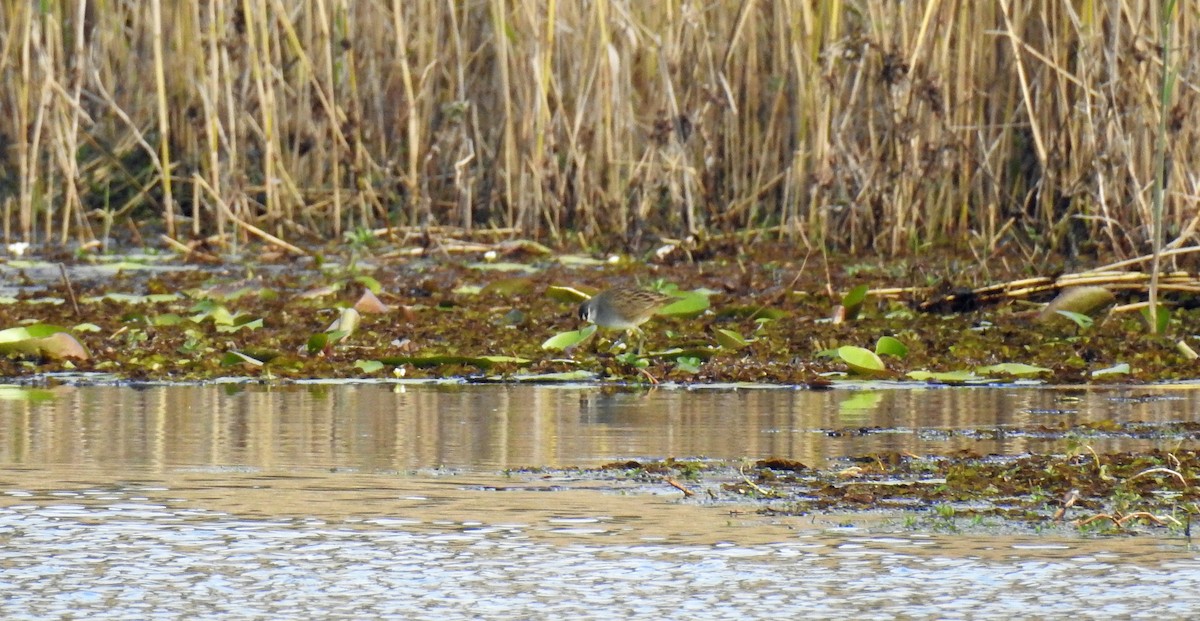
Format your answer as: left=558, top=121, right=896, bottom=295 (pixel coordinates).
left=0, top=0, right=1195, bottom=257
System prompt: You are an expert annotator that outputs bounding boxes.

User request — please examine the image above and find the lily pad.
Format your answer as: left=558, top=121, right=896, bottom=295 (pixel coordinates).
left=906, top=370, right=983, bottom=384
left=500, top=370, right=599, bottom=382
left=542, top=325, right=597, bottom=351
left=713, top=328, right=751, bottom=349
left=481, top=277, right=534, bottom=296
left=874, top=336, right=908, bottom=357
left=658, top=291, right=710, bottom=316
left=841, top=284, right=870, bottom=320
left=354, top=360, right=385, bottom=373
left=836, top=346, right=887, bottom=376
left=546, top=285, right=593, bottom=304
left=1092, top=363, right=1131, bottom=378
left=976, top=362, right=1051, bottom=377
left=220, top=351, right=264, bottom=367
left=466, top=261, right=538, bottom=273
left=378, top=354, right=531, bottom=370
left=0, top=325, right=89, bottom=361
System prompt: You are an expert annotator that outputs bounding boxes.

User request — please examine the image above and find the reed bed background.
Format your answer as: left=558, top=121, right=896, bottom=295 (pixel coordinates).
left=0, top=0, right=1196, bottom=257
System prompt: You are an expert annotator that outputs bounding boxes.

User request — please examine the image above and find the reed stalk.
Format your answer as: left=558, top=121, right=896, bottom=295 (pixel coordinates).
left=0, top=1, right=1194, bottom=258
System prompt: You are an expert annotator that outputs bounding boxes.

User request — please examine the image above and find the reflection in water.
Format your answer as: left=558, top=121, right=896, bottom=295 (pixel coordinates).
left=0, top=383, right=1198, bottom=618
left=0, top=383, right=1196, bottom=471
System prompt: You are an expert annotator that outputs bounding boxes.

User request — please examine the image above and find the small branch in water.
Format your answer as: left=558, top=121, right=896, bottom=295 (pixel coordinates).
left=59, top=264, right=80, bottom=317
left=665, top=478, right=695, bottom=497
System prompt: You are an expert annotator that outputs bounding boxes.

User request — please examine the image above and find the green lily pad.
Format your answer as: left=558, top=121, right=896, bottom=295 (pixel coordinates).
left=481, top=277, right=534, bottom=296
left=377, top=354, right=531, bottom=370
left=715, top=306, right=787, bottom=321
left=502, top=370, right=599, bottom=382
left=355, top=360, right=385, bottom=373
left=659, top=291, right=709, bottom=316
left=466, top=261, right=538, bottom=273
left=0, top=325, right=89, bottom=361
left=841, top=284, right=870, bottom=319
left=556, top=255, right=609, bottom=266
left=1092, top=363, right=1131, bottom=378
left=836, top=346, right=886, bottom=376
left=352, top=275, right=383, bottom=294
left=542, top=325, right=597, bottom=351
left=546, top=285, right=592, bottom=303
left=220, top=351, right=264, bottom=367
left=906, top=370, right=982, bottom=384
left=643, top=346, right=718, bottom=360
left=875, top=336, right=908, bottom=357
left=216, top=316, right=263, bottom=333
left=714, top=328, right=750, bottom=349
left=976, top=362, right=1052, bottom=377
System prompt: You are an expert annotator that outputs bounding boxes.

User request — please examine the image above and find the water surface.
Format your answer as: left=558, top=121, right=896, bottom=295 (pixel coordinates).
left=1, top=382, right=1197, bottom=619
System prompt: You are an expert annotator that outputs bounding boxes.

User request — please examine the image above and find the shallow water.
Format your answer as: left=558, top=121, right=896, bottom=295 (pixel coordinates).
left=1, top=382, right=1198, bottom=619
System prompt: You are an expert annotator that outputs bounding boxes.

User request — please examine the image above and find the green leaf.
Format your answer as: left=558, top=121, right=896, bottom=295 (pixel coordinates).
left=1092, top=362, right=1131, bottom=378
left=674, top=356, right=702, bottom=373
left=306, top=333, right=329, bottom=354
left=376, top=354, right=531, bottom=370
left=503, top=370, right=599, bottom=382
left=976, top=362, right=1052, bottom=377
left=1055, top=310, right=1093, bottom=329
left=474, top=355, right=532, bottom=365
left=836, top=346, right=886, bottom=375
left=355, top=360, right=385, bottom=373
left=541, top=325, right=597, bottom=351
left=874, top=336, right=908, bottom=357
left=714, top=328, right=750, bottom=349
left=353, top=275, right=383, bottom=294
left=220, top=351, right=264, bottom=367
left=615, top=352, right=650, bottom=368
left=716, top=306, right=787, bottom=321
left=215, top=316, right=263, bottom=333
left=841, top=284, right=870, bottom=319
left=906, top=369, right=982, bottom=383
left=151, top=314, right=185, bottom=327
left=556, top=255, right=608, bottom=266
left=481, top=277, right=534, bottom=296
left=546, top=285, right=592, bottom=303
left=658, top=291, right=710, bottom=316
left=1140, top=304, right=1170, bottom=334
left=327, top=308, right=361, bottom=339
left=466, top=261, right=538, bottom=273
left=0, top=325, right=89, bottom=361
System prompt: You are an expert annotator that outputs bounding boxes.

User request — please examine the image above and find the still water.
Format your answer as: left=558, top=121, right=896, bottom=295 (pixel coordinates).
left=0, top=382, right=1198, bottom=619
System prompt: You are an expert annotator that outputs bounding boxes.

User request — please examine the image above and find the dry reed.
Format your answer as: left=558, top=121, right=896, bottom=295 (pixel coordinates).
left=0, top=1, right=1196, bottom=257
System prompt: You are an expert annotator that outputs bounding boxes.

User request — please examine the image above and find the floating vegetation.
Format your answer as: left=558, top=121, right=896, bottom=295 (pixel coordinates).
left=569, top=447, right=1200, bottom=534
left=0, top=248, right=1193, bottom=385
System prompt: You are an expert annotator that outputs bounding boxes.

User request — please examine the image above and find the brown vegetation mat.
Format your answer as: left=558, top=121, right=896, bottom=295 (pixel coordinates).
left=585, top=446, right=1200, bottom=535
left=4, top=243, right=1200, bottom=383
